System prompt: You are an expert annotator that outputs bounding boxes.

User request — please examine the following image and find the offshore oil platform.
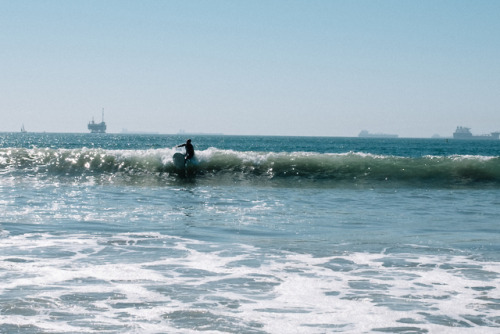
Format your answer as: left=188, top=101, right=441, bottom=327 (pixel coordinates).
left=88, top=109, right=107, bottom=133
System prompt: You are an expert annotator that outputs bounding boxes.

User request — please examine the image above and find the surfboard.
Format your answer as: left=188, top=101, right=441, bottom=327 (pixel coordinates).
left=173, top=153, right=199, bottom=170
left=173, top=153, right=186, bottom=169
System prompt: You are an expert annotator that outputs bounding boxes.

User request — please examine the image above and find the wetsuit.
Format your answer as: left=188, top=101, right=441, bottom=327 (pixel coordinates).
left=178, top=141, right=194, bottom=162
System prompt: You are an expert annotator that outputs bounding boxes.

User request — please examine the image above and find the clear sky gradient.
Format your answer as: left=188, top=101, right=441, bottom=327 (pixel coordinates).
left=2, top=0, right=500, bottom=137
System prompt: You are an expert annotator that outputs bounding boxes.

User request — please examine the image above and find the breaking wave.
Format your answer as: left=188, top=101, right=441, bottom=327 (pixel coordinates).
left=1, top=147, right=500, bottom=188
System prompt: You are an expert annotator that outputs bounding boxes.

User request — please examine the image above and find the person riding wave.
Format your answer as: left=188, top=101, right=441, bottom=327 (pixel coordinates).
left=177, top=139, right=195, bottom=164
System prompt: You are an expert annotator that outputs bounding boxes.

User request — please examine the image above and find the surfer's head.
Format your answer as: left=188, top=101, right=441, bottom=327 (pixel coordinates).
left=187, top=139, right=191, bottom=144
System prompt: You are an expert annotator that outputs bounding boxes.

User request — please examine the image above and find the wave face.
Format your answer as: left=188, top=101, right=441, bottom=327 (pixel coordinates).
left=1, top=147, right=499, bottom=188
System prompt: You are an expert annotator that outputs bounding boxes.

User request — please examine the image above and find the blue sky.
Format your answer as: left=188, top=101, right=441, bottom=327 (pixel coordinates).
left=2, top=0, right=500, bottom=137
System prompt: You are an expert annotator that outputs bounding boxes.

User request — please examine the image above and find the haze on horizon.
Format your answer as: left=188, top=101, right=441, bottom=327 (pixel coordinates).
left=2, top=0, right=500, bottom=138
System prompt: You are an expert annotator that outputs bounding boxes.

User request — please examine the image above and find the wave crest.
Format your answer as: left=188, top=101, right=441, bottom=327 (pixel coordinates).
left=1, top=147, right=499, bottom=188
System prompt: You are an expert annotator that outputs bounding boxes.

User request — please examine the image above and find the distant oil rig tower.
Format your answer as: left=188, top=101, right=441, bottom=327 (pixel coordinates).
left=88, top=109, right=107, bottom=133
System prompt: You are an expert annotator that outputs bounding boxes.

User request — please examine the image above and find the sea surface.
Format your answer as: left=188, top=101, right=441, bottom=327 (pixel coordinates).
left=1, top=133, right=499, bottom=333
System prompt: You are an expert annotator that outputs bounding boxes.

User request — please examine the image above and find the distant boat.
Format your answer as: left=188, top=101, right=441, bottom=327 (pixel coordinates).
left=452, top=126, right=499, bottom=140
left=21, top=124, right=27, bottom=133
left=88, top=109, right=107, bottom=133
left=358, top=130, right=398, bottom=138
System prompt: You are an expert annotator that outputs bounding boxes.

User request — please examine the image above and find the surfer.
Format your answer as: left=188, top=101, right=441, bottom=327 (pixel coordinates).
left=177, top=139, right=195, bottom=164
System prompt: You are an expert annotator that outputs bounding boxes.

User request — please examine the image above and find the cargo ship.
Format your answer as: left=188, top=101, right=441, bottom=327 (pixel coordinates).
left=453, top=126, right=499, bottom=140
left=358, top=130, right=398, bottom=138
left=88, top=109, right=107, bottom=133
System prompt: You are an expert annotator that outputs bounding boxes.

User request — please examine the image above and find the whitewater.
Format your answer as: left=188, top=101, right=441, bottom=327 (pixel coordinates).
left=1, top=133, right=499, bottom=333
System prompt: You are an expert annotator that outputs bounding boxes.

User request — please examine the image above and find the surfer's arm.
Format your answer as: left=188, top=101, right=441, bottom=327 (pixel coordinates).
left=177, top=144, right=186, bottom=148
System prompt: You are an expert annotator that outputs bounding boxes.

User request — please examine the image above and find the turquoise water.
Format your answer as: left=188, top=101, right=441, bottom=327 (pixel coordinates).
left=1, top=133, right=499, bottom=333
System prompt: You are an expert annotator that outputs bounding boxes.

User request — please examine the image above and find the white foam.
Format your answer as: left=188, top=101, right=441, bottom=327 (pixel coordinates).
left=1, top=232, right=499, bottom=333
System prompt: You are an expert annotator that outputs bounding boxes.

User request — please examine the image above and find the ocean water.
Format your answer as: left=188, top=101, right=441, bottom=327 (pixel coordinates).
left=1, top=133, right=499, bottom=333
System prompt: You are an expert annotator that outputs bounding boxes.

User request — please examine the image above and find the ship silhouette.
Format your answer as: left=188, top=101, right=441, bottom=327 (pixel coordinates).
left=453, top=126, right=499, bottom=140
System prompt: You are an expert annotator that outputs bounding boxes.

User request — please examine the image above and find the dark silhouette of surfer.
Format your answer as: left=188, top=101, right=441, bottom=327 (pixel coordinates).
left=177, top=139, right=195, bottom=164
